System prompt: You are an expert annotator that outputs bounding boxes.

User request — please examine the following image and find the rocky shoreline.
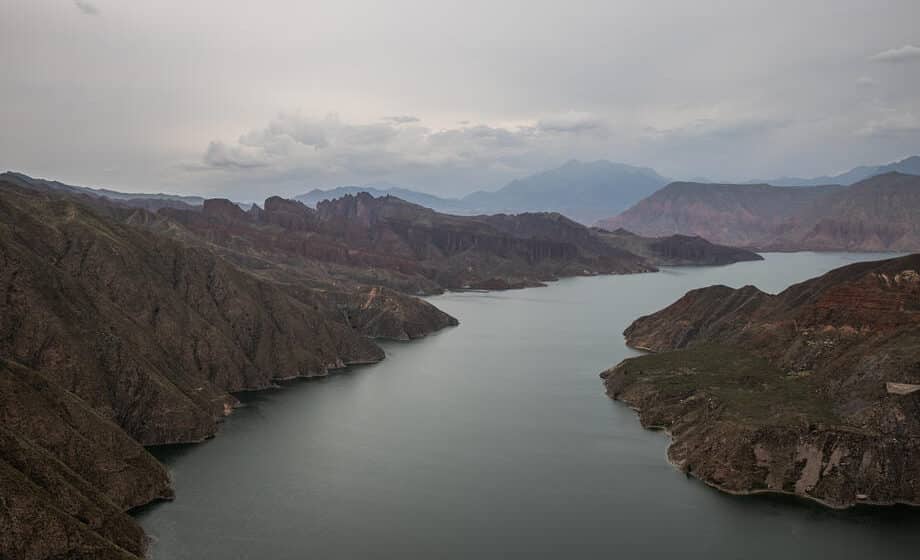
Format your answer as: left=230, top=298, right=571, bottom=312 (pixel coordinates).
left=601, top=255, right=920, bottom=509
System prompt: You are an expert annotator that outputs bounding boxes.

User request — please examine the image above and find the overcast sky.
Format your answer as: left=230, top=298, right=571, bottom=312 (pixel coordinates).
left=2, top=0, right=919, bottom=199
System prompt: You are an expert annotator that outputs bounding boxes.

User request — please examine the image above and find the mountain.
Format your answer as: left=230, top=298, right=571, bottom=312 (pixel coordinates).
left=295, top=160, right=671, bottom=224
left=757, top=155, right=920, bottom=186
left=764, top=172, right=920, bottom=251
left=0, top=179, right=457, bottom=559
left=593, top=228, right=763, bottom=266
left=161, top=192, right=658, bottom=292
left=461, top=159, right=670, bottom=224
left=599, top=181, right=842, bottom=247
left=296, top=184, right=468, bottom=214
left=602, top=253, right=920, bottom=508
left=599, top=172, right=920, bottom=251
left=1, top=171, right=205, bottom=209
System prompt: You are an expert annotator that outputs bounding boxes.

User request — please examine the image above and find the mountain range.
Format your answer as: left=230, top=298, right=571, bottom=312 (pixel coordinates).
left=755, top=155, right=920, bottom=187
left=0, top=171, right=768, bottom=559
left=297, top=160, right=671, bottom=224
left=599, top=172, right=920, bottom=251
left=2, top=171, right=205, bottom=209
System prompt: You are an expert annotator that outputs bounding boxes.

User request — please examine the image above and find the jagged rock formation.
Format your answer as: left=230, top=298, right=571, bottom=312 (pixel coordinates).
left=159, top=191, right=659, bottom=292
left=602, top=254, right=920, bottom=508
left=0, top=180, right=457, bottom=559
left=593, top=228, right=763, bottom=266
left=598, top=172, right=920, bottom=251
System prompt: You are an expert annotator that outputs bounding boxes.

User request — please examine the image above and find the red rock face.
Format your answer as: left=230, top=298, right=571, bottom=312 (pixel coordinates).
left=604, top=254, right=920, bottom=508
left=162, top=191, right=657, bottom=293
left=599, top=172, right=920, bottom=251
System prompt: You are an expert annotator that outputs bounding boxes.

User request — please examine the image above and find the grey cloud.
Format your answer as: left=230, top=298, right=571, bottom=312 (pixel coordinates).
left=73, top=0, right=99, bottom=15
left=536, top=112, right=605, bottom=133
left=4, top=1, right=920, bottom=197
left=383, top=115, right=420, bottom=124
left=203, top=141, right=271, bottom=169
left=199, top=114, right=602, bottom=194
left=869, top=45, right=920, bottom=63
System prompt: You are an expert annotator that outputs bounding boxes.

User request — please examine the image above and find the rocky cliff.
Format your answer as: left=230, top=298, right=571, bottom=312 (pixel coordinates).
left=0, top=180, right=457, bottom=559
left=601, top=254, right=920, bottom=508
left=159, top=191, right=659, bottom=293
left=597, top=181, right=841, bottom=246
left=598, top=172, right=920, bottom=251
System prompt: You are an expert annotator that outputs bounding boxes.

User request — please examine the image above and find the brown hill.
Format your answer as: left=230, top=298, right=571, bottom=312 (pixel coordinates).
left=597, top=181, right=841, bottom=246
left=602, top=254, right=920, bottom=508
left=764, top=173, right=920, bottom=251
left=157, top=192, right=658, bottom=292
left=598, top=172, right=920, bottom=251
left=0, top=180, right=457, bottom=559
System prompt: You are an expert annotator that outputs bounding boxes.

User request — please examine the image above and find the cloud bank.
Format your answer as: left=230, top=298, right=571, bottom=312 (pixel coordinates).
left=870, top=45, right=920, bottom=63
left=73, top=0, right=99, bottom=16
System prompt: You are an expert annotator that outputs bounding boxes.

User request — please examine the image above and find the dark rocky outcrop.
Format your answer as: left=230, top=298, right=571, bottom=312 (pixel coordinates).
left=0, top=180, right=457, bottom=558
left=601, top=254, right=920, bottom=508
left=160, top=191, right=659, bottom=294
left=593, top=228, right=763, bottom=266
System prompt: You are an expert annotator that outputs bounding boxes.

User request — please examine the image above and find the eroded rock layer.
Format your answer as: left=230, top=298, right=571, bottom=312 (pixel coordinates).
left=0, top=181, right=457, bottom=558
left=602, top=254, right=920, bottom=508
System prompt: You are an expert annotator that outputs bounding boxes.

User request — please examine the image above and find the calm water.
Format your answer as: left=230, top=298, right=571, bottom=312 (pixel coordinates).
left=137, top=252, right=920, bottom=559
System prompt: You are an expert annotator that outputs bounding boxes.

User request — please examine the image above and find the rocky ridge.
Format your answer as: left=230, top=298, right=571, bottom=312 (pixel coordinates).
left=593, top=227, right=763, bottom=266
left=599, top=172, right=920, bottom=252
left=0, top=180, right=456, bottom=559
left=602, top=254, right=920, bottom=508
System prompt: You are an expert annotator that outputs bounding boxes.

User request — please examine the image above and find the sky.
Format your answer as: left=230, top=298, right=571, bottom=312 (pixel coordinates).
left=1, top=0, right=919, bottom=200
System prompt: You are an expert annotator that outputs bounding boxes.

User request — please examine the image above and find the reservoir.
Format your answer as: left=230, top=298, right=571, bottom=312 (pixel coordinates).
left=137, top=252, right=920, bottom=559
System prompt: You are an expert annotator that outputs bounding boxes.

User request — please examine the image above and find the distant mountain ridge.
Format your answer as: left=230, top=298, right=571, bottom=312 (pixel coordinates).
left=599, top=172, right=920, bottom=251
left=296, top=159, right=671, bottom=224
left=296, top=184, right=468, bottom=214
left=460, top=160, right=670, bottom=223
left=755, top=155, right=920, bottom=186
left=0, top=171, right=205, bottom=208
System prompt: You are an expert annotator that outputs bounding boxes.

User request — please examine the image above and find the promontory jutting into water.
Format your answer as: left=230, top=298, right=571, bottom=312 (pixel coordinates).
left=137, top=253, right=920, bottom=559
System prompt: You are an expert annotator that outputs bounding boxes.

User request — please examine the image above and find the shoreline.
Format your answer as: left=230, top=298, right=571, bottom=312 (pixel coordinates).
left=609, top=395, right=920, bottom=511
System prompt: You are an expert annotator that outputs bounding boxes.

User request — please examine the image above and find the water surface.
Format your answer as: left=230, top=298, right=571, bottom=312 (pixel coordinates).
left=138, top=252, right=920, bottom=559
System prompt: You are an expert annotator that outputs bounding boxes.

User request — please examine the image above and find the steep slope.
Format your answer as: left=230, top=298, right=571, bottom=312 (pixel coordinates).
left=600, top=173, right=920, bottom=251
left=462, top=159, right=669, bottom=224
left=158, top=192, right=658, bottom=293
left=0, top=360, right=171, bottom=560
left=602, top=254, right=920, bottom=508
left=598, top=181, right=841, bottom=246
left=313, top=193, right=657, bottom=288
left=593, top=228, right=763, bottom=266
left=764, top=172, right=920, bottom=251
left=0, top=181, right=457, bottom=558
left=0, top=184, right=399, bottom=445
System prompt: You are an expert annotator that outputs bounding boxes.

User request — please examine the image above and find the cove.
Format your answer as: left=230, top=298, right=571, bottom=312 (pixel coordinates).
left=136, top=252, right=920, bottom=559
